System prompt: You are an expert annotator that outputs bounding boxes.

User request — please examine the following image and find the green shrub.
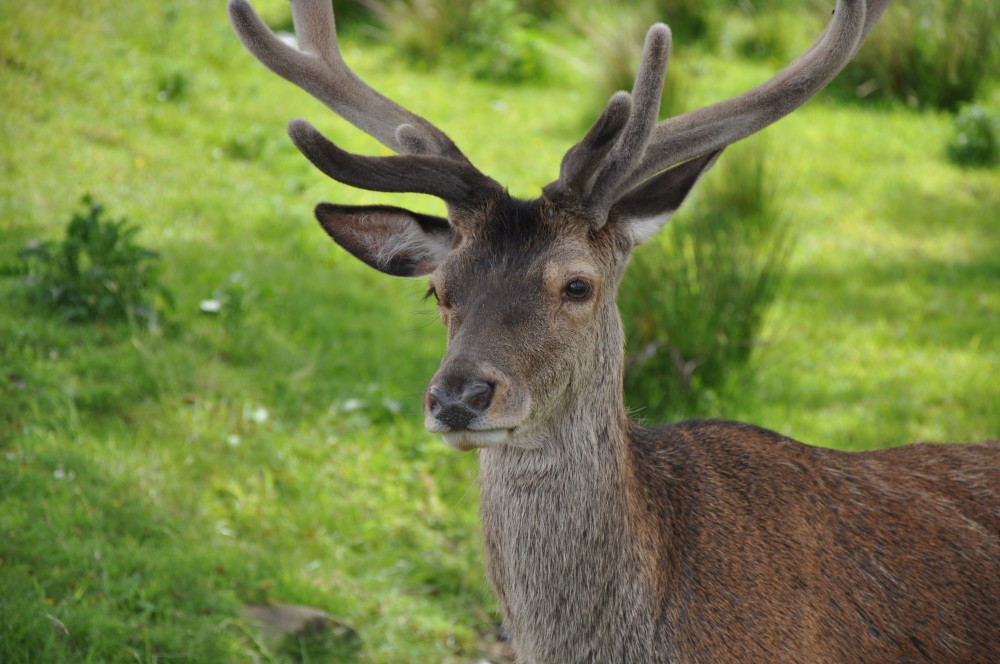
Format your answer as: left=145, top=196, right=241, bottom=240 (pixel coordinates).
left=569, top=0, right=728, bottom=45
left=830, top=0, right=997, bottom=111
left=15, top=196, right=173, bottom=327
left=946, top=104, right=1000, bottom=168
left=619, top=138, right=792, bottom=418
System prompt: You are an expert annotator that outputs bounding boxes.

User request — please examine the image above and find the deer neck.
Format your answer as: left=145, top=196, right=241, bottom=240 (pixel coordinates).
left=477, top=311, right=658, bottom=661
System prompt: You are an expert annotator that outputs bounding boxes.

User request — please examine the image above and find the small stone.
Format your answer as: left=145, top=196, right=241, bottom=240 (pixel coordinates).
left=241, top=603, right=361, bottom=658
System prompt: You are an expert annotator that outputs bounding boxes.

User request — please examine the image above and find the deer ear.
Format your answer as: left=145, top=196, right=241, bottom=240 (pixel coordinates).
left=315, top=203, right=454, bottom=277
left=611, top=149, right=723, bottom=245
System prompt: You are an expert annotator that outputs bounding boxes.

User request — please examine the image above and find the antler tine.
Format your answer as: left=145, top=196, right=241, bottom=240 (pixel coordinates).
left=586, top=23, right=671, bottom=220
left=227, top=0, right=464, bottom=161
left=547, top=25, right=671, bottom=216
left=288, top=118, right=499, bottom=204
left=553, top=91, right=634, bottom=198
left=625, top=0, right=873, bottom=189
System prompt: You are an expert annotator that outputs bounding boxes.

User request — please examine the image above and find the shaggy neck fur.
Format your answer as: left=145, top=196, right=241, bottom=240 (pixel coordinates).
left=477, top=303, right=661, bottom=663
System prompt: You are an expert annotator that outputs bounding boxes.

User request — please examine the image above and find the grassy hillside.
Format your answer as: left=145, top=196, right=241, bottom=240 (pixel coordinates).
left=1, top=0, right=997, bottom=662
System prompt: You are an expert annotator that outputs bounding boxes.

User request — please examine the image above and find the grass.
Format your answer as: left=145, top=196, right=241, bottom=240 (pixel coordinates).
left=752, top=104, right=999, bottom=444
left=828, top=0, right=999, bottom=110
left=1, top=0, right=998, bottom=662
left=621, top=136, right=792, bottom=418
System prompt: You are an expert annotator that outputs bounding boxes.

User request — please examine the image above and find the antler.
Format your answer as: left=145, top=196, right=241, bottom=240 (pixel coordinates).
left=227, top=0, right=501, bottom=209
left=548, top=0, right=892, bottom=225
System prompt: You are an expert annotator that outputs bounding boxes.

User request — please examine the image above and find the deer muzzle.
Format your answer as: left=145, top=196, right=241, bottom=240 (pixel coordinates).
left=424, top=359, right=532, bottom=450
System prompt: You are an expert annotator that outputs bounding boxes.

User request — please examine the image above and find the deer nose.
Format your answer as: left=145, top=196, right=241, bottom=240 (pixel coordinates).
left=427, top=380, right=494, bottom=430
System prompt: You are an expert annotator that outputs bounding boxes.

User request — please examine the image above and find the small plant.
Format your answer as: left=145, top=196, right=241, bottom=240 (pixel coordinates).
left=619, top=138, right=792, bottom=417
left=16, top=195, right=173, bottom=327
left=946, top=104, right=999, bottom=168
left=155, top=68, right=191, bottom=102
left=199, top=272, right=253, bottom=334
left=220, top=128, right=270, bottom=162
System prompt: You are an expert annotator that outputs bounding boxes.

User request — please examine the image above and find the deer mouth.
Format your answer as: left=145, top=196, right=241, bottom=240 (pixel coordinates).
left=440, top=428, right=513, bottom=451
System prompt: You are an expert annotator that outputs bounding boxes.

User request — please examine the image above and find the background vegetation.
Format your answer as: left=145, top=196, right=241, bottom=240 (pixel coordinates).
left=1, top=0, right=997, bottom=662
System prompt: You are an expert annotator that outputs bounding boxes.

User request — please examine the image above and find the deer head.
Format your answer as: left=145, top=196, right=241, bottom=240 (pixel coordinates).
left=228, top=0, right=889, bottom=452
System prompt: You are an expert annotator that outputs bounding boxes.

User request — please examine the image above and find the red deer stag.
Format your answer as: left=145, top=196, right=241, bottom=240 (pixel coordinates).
left=228, top=0, right=1000, bottom=661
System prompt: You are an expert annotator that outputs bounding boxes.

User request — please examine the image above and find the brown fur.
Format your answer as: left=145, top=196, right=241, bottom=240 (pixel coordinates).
left=632, top=421, right=1000, bottom=663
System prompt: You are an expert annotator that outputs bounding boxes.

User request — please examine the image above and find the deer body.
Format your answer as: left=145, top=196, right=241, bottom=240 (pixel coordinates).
left=446, top=199, right=1000, bottom=662
left=483, top=420, right=1000, bottom=662
left=227, top=1, right=1000, bottom=661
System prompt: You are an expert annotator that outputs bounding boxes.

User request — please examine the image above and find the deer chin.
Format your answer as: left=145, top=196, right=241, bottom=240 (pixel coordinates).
left=440, top=429, right=513, bottom=451
left=439, top=427, right=548, bottom=452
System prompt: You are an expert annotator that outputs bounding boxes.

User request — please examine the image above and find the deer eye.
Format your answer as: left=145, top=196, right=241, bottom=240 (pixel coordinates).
left=564, top=279, right=593, bottom=301
left=424, top=286, right=440, bottom=304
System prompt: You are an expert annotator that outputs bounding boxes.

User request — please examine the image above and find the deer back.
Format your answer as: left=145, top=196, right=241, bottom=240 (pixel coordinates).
left=629, top=420, right=1000, bottom=662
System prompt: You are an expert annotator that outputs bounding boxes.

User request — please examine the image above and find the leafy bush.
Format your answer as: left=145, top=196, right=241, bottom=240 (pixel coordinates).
left=619, top=138, right=792, bottom=418
left=946, top=104, right=1000, bottom=168
left=465, top=0, right=550, bottom=83
left=830, top=0, right=997, bottom=110
left=15, top=196, right=173, bottom=327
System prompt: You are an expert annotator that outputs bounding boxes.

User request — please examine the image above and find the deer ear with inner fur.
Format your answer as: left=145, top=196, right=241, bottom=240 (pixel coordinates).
left=611, top=149, right=722, bottom=245
left=314, top=203, right=454, bottom=278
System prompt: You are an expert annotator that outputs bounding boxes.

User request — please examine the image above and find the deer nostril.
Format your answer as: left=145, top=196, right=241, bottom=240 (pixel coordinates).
left=427, top=383, right=448, bottom=415
left=463, top=381, right=494, bottom=412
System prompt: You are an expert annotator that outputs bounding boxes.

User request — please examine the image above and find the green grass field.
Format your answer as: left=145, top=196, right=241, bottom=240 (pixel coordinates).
left=2, top=1, right=998, bottom=661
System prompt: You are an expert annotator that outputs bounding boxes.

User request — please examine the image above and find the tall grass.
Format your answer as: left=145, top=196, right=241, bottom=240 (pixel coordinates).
left=619, top=138, right=792, bottom=418
left=565, top=0, right=697, bottom=133
left=831, top=0, right=998, bottom=110
left=364, top=0, right=551, bottom=82
left=578, top=5, right=796, bottom=420
left=726, top=5, right=811, bottom=62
